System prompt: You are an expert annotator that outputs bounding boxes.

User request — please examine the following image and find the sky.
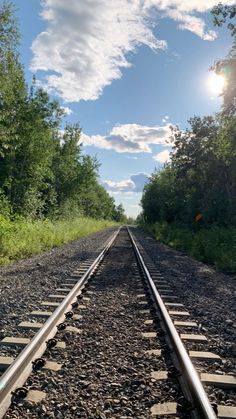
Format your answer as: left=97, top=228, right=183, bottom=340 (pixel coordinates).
left=14, top=0, right=233, bottom=217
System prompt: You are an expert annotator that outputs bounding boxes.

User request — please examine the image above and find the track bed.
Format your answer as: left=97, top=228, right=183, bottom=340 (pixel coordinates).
left=0, top=227, right=235, bottom=418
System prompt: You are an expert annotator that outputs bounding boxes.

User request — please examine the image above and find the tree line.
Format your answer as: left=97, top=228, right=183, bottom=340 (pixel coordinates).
left=0, top=1, right=126, bottom=222
left=141, top=4, right=236, bottom=228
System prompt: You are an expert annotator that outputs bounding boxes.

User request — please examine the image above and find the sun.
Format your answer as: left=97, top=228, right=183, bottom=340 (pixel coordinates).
left=208, top=73, right=226, bottom=95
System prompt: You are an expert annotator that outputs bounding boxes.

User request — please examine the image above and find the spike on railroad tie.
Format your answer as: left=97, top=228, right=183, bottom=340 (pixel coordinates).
left=12, top=387, right=28, bottom=400
left=65, top=311, right=74, bottom=319
left=72, top=301, right=78, bottom=309
left=57, top=323, right=66, bottom=331
left=32, top=358, right=46, bottom=371
left=46, top=338, right=57, bottom=348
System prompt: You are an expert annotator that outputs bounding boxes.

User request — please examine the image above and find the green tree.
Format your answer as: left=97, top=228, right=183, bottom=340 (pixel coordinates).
left=0, top=1, right=26, bottom=208
left=214, top=117, right=236, bottom=223
left=53, top=123, right=82, bottom=212
left=11, top=86, right=64, bottom=217
left=211, top=3, right=236, bottom=115
left=141, top=166, right=185, bottom=224
left=212, top=4, right=236, bottom=36
left=141, top=116, right=236, bottom=226
left=113, top=203, right=126, bottom=222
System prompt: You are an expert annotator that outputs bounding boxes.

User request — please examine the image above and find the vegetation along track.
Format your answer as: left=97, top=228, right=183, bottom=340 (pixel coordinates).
left=0, top=227, right=235, bottom=418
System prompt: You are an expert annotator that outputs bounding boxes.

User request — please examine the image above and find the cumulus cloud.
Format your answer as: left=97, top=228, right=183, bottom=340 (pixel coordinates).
left=102, top=173, right=149, bottom=193
left=153, top=149, right=171, bottom=162
left=102, top=179, right=134, bottom=193
left=81, top=123, right=171, bottom=153
left=160, top=6, right=217, bottom=40
left=31, top=0, right=166, bottom=102
left=128, top=204, right=141, bottom=209
left=31, top=0, right=234, bottom=103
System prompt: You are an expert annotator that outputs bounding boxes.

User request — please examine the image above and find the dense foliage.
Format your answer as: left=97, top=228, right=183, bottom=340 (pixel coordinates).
left=144, top=223, right=236, bottom=272
left=142, top=115, right=236, bottom=226
left=211, top=4, right=236, bottom=116
left=0, top=2, right=125, bottom=222
left=0, top=216, right=116, bottom=265
left=140, top=4, right=236, bottom=270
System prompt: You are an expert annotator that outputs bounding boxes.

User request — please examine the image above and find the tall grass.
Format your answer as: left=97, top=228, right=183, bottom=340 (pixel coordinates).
left=0, top=216, right=117, bottom=265
left=143, top=222, right=236, bottom=273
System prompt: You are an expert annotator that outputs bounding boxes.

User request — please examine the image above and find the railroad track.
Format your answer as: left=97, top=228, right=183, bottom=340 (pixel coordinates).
left=0, top=227, right=235, bottom=418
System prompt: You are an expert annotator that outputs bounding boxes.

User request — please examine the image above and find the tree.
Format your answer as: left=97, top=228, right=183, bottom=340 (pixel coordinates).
left=214, top=117, right=236, bottom=224
left=212, top=4, right=236, bottom=36
left=211, top=4, right=236, bottom=115
left=170, top=116, right=234, bottom=224
left=113, top=204, right=126, bottom=222
left=0, top=1, right=26, bottom=209
left=141, top=167, right=184, bottom=224
left=141, top=116, right=236, bottom=226
left=53, top=123, right=82, bottom=211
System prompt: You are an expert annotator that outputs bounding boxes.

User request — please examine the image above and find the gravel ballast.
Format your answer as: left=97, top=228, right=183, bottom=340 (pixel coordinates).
left=4, top=229, right=184, bottom=419
left=131, top=227, right=236, bottom=353
left=0, top=227, right=117, bottom=351
left=131, top=227, right=236, bottom=407
left=1, top=226, right=235, bottom=418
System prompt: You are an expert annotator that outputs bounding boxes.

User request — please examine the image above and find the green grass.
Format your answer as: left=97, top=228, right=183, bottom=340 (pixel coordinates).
left=142, top=222, right=236, bottom=273
left=0, top=216, right=117, bottom=265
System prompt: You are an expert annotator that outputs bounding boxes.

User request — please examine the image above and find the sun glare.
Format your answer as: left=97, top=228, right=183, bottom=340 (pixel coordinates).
left=208, top=73, right=226, bottom=96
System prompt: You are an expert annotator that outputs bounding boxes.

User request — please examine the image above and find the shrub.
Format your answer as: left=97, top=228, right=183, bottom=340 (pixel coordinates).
left=142, top=222, right=236, bottom=273
left=0, top=216, right=117, bottom=265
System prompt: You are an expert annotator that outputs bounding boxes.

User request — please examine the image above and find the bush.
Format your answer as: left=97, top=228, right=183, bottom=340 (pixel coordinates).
left=0, top=216, right=117, bottom=265
left=0, top=192, right=12, bottom=218
left=142, top=222, right=236, bottom=273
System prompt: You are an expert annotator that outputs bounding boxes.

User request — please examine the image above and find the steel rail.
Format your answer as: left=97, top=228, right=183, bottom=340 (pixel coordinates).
left=127, top=227, right=217, bottom=419
left=0, top=227, right=120, bottom=418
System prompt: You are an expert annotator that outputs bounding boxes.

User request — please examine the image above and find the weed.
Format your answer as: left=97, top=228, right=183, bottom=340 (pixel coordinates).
left=142, top=222, right=236, bottom=273
left=0, top=216, right=117, bottom=265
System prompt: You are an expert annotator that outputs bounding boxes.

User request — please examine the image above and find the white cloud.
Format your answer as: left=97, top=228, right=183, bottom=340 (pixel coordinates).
left=102, top=173, right=149, bottom=193
left=81, top=123, right=171, bottom=153
left=163, top=7, right=217, bottom=41
left=128, top=204, right=141, bottom=209
left=102, top=179, right=134, bottom=193
left=153, top=148, right=171, bottom=162
left=146, top=0, right=235, bottom=15
left=31, top=0, right=166, bottom=103
left=31, top=0, right=234, bottom=103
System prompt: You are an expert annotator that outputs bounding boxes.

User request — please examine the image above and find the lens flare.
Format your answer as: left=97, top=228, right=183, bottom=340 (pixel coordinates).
left=208, top=73, right=226, bottom=95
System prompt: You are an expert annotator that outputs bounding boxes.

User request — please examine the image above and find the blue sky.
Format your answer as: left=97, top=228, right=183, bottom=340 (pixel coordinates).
left=14, top=0, right=232, bottom=217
